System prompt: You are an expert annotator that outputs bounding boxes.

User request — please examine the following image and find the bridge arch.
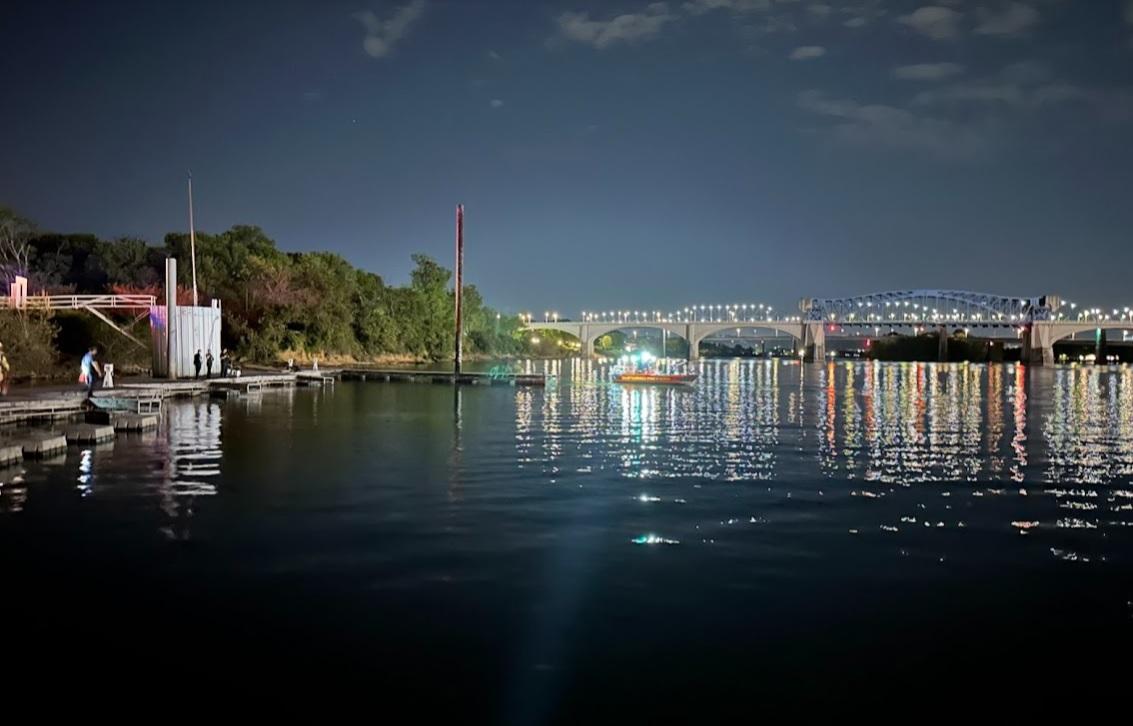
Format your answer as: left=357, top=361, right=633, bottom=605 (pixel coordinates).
left=524, top=321, right=691, bottom=357
left=1047, top=322, right=1133, bottom=344
left=688, top=322, right=803, bottom=358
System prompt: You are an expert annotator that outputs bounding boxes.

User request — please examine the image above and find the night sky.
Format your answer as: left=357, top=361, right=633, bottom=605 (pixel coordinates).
left=3, top=0, right=1132, bottom=315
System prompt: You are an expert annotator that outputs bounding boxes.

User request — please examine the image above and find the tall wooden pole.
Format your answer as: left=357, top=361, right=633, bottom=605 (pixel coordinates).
left=454, top=204, right=464, bottom=376
left=187, top=171, right=199, bottom=308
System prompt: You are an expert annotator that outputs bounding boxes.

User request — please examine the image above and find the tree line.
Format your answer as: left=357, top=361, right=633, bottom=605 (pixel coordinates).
left=0, top=207, right=530, bottom=370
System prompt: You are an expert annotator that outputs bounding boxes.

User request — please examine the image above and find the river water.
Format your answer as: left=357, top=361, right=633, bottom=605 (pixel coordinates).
left=3, top=360, right=1132, bottom=717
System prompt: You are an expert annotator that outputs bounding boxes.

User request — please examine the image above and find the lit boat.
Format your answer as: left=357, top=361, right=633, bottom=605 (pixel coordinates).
left=614, top=371, right=698, bottom=385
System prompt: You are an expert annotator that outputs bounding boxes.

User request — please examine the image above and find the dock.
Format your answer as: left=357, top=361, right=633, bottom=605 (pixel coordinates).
left=0, top=367, right=544, bottom=431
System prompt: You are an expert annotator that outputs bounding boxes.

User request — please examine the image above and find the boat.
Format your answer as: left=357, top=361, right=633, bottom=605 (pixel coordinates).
left=614, top=371, right=698, bottom=385
left=612, top=344, right=698, bottom=386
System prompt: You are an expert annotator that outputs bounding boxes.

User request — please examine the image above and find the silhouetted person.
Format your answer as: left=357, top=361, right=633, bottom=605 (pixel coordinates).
left=0, top=341, right=9, bottom=396
left=220, top=349, right=230, bottom=377
left=193, top=349, right=202, bottom=379
left=80, top=346, right=102, bottom=398
left=205, top=349, right=214, bottom=378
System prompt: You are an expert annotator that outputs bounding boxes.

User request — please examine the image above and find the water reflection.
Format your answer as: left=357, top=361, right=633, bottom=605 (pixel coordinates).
left=515, top=360, right=1133, bottom=563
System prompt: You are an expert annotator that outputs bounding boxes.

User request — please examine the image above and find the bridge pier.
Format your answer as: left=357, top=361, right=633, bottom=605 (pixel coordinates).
left=686, top=324, right=700, bottom=361
left=938, top=325, right=948, bottom=362
left=1023, top=323, right=1054, bottom=366
left=803, top=322, right=825, bottom=363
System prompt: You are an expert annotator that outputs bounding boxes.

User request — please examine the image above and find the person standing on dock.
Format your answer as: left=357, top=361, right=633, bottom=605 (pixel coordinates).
left=0, top=342, right=9, bottom=396
left=220, top=349, right=230, bottom=377
left=205, top=350, right=214, bottom=378
left=194, top=350, right=202, bottom=379
left=80, top=346, right=102, bottom=398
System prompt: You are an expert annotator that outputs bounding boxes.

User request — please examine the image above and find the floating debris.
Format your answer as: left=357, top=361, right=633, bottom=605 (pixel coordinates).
left=637, top=494, right=661, bottom=503
left=900, top=516, right=917, bottom=524
left=848, top=529, right=859, bottom=534
left=632, top=534, right=679, bottom=545
left=673, top=498, right=687, bottom=504
left=880, top=525, right=899, bottom=532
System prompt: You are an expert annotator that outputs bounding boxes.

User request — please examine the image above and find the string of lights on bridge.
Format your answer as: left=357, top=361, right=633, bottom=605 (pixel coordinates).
left=519, top=302, right=1133, bottom=325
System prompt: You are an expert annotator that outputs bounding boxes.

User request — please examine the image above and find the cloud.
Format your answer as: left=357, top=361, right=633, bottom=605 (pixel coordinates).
left=808, top=3, right=833, bottom=20
left=488, top=49, right=501, bottom=61
left=682, top=0, right=774, bottom=14
left=490, top=99, right=504, bottom=108
left=897, top=6, right=963, bottom=40
left=910, top=63, right=1095, bottom=111
left=893, top=62, right=965, bottom=81
left=797, top=89, right=992, bottom=158
left=353, top=0, right=427, bottom=59
left=840, top=0, right=887, bottom=28
left=555, top=3, right=677, bottom=49
left=789, top=45, right=826, bottom=59
left=974, top=2, right=1039, bottom=37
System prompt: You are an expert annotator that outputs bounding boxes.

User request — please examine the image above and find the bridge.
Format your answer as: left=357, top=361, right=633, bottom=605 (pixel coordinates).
left=524, top=290, right=1133, bottom=365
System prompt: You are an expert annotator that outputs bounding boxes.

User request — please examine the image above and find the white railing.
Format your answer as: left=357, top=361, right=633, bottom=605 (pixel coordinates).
left=3, top=294, right=156, bottom=310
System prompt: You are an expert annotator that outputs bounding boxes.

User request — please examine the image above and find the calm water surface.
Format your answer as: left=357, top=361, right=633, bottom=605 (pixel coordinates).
left=3, top=360, right=1132, bottom=717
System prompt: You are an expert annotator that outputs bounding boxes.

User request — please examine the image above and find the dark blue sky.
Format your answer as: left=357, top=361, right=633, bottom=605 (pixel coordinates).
left=3, top=0, right=1132, bottom=315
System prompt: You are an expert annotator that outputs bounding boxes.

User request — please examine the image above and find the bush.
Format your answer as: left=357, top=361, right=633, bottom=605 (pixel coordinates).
left=0, top=310, right=61, bottom=378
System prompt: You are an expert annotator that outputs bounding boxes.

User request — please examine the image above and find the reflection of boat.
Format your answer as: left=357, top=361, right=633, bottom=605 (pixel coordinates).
left=614, top=371, right=698, bottom=385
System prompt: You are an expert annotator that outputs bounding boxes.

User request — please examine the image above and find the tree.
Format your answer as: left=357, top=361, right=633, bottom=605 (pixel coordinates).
left=0, top=207, right=34, bottom=286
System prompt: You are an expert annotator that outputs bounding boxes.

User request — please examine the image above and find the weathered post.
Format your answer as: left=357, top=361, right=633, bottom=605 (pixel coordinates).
left=454, top=204, right=464, bottom=377
left=165, top=258, right=177, bottom=379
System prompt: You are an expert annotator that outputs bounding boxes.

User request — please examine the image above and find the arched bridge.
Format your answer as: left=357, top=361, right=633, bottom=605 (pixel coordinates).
left=523, top=290, right=1133, bottom=364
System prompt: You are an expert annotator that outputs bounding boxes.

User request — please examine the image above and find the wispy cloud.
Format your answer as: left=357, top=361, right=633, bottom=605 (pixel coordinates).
left=840, top=0, right=887, bottom=29
left=488, top=49, right=502, bottom=61
left=893, top=62, right=965, bottom=81
left=353, top=0, right=427, bottom=59
left=910, top=61, right=1079, bottom=109
left=555, top=3, right=677, bottom=49
left=682, top=0, right=774, bottom=15
left=897, top=6, right=963, bottom=40
left=808, top=4, right=833, bottom=20
left=797, top=89, right=993, bottom=159
left=974, top=2, right=1039, bottom=37
left=789, top=45, right=826, bottom=60
left=490, top=99, right=504, bottom=109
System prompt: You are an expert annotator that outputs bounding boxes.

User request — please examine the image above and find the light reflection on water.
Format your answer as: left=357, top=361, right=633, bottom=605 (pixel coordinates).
left=2, top=361, right=1133, bottom=568
left=514, top=360, right=1133, bottom=564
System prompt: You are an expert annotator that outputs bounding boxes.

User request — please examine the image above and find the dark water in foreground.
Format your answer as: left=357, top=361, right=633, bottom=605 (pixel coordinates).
left=3, top=360, right=1132, bottom=717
